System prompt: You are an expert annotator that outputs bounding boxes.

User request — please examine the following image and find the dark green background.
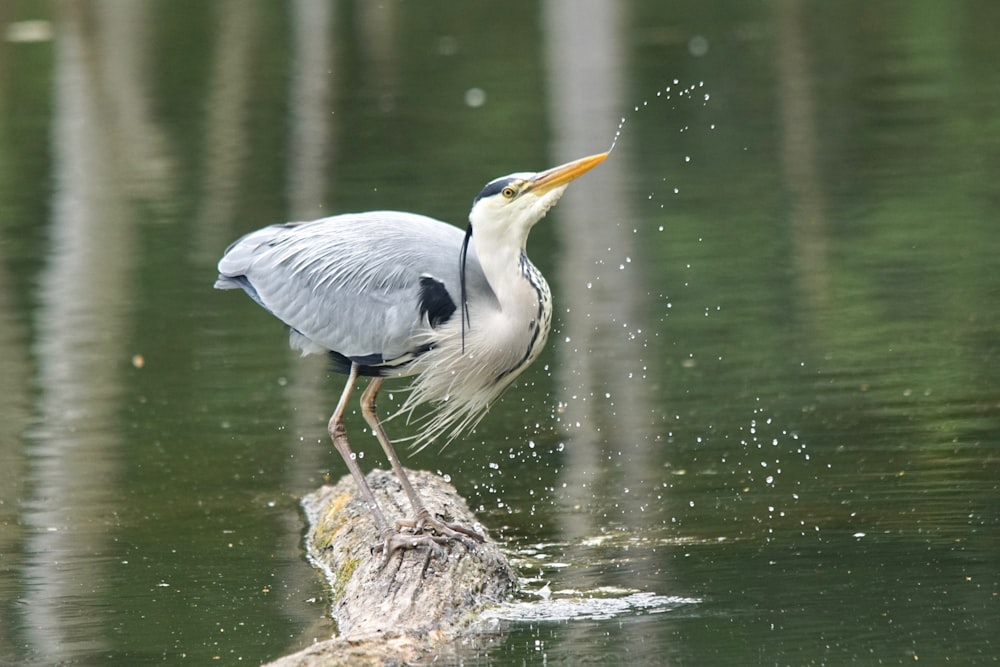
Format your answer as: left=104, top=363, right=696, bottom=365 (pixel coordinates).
left=1, top=1, right=997, bottom=664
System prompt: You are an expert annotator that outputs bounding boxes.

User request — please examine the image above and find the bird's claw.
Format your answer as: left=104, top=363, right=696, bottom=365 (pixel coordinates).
left=372, top=513, right=485, bottom=562
left=397, top=512, right=486, bottom=545
left=374, top=531, right=450, bottom=562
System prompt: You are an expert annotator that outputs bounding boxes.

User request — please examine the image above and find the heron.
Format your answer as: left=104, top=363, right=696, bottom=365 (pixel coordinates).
left=215, top=151, right=607, bottom=557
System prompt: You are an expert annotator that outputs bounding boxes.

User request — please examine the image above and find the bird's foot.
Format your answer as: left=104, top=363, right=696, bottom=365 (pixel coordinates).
left=373, top=512, right=485, bottom=562
left=397, top=511, right=486, bottom=546
left=374, top=530, right=451, bottom=562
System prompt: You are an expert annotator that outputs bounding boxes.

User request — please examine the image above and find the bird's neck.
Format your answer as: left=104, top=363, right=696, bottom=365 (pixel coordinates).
left=470, top=238, right=550, bottom=365
left=472, top=236, right=531, bottom=308
left=467, top=233, right=552, bottom=382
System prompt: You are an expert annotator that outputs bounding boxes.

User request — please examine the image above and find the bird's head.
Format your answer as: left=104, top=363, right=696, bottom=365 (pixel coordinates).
left=468, top=152, right=608, bottom=247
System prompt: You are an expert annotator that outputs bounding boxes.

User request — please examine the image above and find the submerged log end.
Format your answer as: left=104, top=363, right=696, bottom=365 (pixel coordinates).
left=266, top=468, right=518, bottom=666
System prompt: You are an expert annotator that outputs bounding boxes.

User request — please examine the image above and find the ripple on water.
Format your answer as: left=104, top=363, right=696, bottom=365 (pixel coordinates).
left=479, top=589, right=700, bottom=623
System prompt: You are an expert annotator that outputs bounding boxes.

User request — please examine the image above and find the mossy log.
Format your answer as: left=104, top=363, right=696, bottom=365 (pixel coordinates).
left=265, top=469, right=518, bottom=667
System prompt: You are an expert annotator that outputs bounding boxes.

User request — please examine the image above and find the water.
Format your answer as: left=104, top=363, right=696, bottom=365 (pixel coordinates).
left=608, top=79, right=709, bottom=154
left=1, top=1, right=998, bottom=664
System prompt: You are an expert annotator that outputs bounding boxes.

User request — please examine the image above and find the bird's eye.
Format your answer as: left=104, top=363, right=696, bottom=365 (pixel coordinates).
left=501, top=187, right=516, bottom=199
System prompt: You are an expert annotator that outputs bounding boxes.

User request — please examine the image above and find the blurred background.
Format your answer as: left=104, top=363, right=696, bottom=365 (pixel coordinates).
left=0, top=0, right=997, bottom=664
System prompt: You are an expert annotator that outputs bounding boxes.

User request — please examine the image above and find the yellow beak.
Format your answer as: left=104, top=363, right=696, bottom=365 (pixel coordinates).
left=526, top=152, right=609, bottom=195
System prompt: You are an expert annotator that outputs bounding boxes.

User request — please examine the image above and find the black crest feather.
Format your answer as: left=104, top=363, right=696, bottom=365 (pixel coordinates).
left=459, top=223, right=473, bottom=352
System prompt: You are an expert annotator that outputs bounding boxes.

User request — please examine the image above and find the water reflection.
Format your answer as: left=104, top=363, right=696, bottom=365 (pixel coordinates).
left=0, top=1, right=997, bottom=665
left=192, top=0, right=260, bottom=264
left=541, top=2, right=670, bottom=657
left=776, top=0, right=831, bottom=316
left=539, top=0, right=688, bottom=641
left=21, top=3, right=170, bottom=661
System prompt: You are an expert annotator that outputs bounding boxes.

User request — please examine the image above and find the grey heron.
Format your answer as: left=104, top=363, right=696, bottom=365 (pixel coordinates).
left=215, top=151, right=607, bottom=556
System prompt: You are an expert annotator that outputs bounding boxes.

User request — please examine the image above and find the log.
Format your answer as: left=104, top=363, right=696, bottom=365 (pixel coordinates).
left=266, top=468, right=518, bottom=667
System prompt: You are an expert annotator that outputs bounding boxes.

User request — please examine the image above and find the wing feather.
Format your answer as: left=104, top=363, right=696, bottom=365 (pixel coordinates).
left=215, top=211, right=496, bottom=365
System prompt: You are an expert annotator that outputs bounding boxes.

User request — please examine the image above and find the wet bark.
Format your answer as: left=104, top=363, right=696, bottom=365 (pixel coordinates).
left=265, top=469, right=518, bottom=666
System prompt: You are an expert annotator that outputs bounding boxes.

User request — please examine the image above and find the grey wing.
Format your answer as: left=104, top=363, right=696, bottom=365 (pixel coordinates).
left=215, top=211, right=494, bottom=368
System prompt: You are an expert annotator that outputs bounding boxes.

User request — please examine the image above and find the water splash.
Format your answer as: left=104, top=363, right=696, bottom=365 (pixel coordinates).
left=479, top=590, right=700, bottom=623
left=609, top=115, right=628, bottom=154
left=607, top=78, right=712, bottom=155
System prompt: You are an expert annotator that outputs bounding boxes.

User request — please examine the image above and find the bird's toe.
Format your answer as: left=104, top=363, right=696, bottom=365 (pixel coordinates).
left=397, top=512, right=485, bottom=546
left=374, top=531, right=449, bottom=563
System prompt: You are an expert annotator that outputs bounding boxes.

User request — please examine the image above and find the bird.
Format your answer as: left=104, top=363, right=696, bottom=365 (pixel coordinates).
left=215, top=151, right=607, bottom=557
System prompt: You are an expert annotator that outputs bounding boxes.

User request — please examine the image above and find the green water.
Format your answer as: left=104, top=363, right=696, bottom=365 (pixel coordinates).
left=1, top=1, right=997, bottom=664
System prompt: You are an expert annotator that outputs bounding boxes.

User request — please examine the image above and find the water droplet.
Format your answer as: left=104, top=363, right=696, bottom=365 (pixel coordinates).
left=464, top=87, right=486, bottom=108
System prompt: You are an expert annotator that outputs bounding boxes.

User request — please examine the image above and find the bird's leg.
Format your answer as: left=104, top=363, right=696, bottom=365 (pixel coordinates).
left=327, top=364, right=394, bottom=538
left=331, top=369, right=453, bottom=560
left=360, top=377, right=485, bottom=549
